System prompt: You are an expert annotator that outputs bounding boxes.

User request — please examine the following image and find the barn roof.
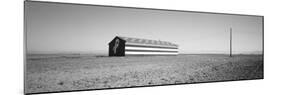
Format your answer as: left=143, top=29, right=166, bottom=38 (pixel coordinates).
left=117, top=36, right=178, bottom=47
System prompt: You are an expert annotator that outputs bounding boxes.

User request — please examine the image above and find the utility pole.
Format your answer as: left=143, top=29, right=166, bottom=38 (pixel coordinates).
left=230, top=28, right=232, bottom=57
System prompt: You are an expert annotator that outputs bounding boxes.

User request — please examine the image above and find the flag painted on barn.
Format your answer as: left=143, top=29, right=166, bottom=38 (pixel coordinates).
left=108, top=36, right=179, bottom=56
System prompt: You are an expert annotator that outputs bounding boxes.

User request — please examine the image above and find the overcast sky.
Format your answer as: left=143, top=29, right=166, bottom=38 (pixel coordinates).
left=25, top=2, right=263, bottom=54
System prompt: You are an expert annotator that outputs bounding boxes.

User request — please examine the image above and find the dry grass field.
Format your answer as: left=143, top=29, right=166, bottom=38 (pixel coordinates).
left=25, top=54, right=263, bottom=94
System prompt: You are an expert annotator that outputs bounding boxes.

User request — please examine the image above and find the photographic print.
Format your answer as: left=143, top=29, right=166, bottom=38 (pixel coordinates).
left=24, top=1, right=264, bottom=94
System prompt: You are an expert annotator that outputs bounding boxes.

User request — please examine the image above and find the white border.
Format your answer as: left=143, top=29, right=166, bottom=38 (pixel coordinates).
left=2, top=0, right=281, bottom=95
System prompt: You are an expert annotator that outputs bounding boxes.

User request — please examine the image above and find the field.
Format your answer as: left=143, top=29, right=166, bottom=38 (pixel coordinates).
left=25, top=54, right=263, bottom=94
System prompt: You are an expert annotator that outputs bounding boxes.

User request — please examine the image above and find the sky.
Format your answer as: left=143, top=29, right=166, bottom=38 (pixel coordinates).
left=25, top=2, right=263, bottom=54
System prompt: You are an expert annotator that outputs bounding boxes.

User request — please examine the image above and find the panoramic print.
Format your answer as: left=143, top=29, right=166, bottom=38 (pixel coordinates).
left=25, top=1, right=263, bottom=94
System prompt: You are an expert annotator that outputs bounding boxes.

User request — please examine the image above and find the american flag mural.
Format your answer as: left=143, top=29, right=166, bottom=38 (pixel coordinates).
left=108, top=36, right=178, bottom=56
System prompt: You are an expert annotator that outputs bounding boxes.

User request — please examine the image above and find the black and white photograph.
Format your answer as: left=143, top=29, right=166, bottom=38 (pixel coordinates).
left=24, top=1, right=263, bottom=94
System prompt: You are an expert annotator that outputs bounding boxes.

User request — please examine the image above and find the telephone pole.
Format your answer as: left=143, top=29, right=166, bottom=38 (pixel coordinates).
left=230, top=28, right=232, bottom=57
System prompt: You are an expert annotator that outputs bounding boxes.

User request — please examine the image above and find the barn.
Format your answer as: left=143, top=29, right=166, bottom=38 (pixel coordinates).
left=108, top=36, right=178, bottom=56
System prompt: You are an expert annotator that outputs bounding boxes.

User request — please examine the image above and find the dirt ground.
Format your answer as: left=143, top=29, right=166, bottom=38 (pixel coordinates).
left=25, top=54, right=263, bottom=94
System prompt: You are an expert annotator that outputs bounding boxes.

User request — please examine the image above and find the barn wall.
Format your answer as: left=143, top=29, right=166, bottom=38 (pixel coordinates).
left=125, top=44, right=178, bottom=55
left=109, top=37, right=125, bottom=56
